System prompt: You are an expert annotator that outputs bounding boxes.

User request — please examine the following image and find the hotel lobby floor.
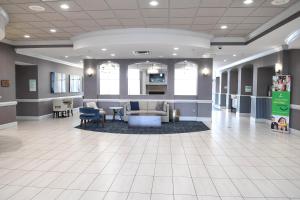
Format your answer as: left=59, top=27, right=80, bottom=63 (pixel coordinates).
left=0, top=111, right=300, bottom=200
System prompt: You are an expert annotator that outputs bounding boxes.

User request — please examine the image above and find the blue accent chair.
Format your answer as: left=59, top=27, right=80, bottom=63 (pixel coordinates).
left=79, top=107, right=104, bottom=128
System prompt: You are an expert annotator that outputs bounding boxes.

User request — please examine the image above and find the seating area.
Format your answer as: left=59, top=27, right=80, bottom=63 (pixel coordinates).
left=78, top=101, right=169, bottom=129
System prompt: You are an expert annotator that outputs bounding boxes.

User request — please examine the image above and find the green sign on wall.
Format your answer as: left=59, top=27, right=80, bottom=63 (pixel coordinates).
left=271, top=75, right=291, bottom=133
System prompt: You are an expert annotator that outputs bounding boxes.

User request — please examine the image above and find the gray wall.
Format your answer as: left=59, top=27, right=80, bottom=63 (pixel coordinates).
left=240, top=67, right=253, bottom=95
left=16, top=65, right=38, bottom=99
left=0, top=43, right=16, bottom=125
left=229, top=70, right=238, bottom=94
left=15, top=54, right=83, bottom=117
left=287, top=49, right=300, bottom=105
left=16, top=54, right=83, bottom=98
left=251, top=97, right=272, bottom=119
left=223, top=50, right=300, bottom=130
left=220, top=71, right=227, bottom=93
left=215, top=77, right=220, bottom=93
left=84, top=58, right=213, bottom=119
left=220, top=93, right=226, bottom=107
left=257, top=67, right=274, bottom=96
left=287, top=49, right=300, bottom=130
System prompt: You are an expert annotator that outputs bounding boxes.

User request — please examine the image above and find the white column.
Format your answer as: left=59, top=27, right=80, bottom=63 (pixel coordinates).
left=0, top=7, right=9, bottom=40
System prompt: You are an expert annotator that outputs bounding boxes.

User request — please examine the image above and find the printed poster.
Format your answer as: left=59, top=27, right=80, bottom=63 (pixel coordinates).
left=271, top=75, right=291, bottom=133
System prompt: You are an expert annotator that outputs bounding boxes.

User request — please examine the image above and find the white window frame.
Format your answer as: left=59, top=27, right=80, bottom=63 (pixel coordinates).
left=174, top=61, right=198, bottom=96
left=99, top=62, right=120, bottom=95
left=127, top=67, right=141, bottom=95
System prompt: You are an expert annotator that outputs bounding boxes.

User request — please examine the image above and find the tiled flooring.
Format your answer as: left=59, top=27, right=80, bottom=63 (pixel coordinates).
left=0, top=110, right=300, bottom=200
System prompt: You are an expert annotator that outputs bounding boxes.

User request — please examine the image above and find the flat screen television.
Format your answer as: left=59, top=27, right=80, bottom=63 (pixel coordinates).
left=149, top=73, right=165, bottom=83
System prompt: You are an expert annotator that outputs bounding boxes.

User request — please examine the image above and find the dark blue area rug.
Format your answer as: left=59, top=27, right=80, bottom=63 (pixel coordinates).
left=75, top=121, right=210, bottom=134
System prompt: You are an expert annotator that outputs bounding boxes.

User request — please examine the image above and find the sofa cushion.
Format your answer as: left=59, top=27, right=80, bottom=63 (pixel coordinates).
left=86, top=102, right=98, bottom=109
left=139, top=101, right=148, bottom=110
left=127, top=110, right=148, bottom=115
left=127, top=110, right=166, bottom=116
left=147, top=101, right=157, bottom=110
left=130, top=101, right=139, bottom=110
left=155, top=101, right=164, bottom=111
left=146, top=110, right=167, bottom=116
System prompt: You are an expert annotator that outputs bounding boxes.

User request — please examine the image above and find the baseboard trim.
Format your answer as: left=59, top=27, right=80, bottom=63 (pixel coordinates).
left=250, top=117, right=271, bottom=124
left=17, top=108, right=80, bottom=121
left=179, top=116, right=211, bottom=122
left=0, top=121, right=18, bottom=129
left=17, top=114, right=52, bottom=121
left=236, top=112, right=250, bottom=117
left=290, top=128, right=300, bottom=136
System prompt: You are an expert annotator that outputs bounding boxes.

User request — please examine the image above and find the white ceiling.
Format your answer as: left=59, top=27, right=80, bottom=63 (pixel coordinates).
left=1, top=0, right=297, bottom=40
left=3, top=0, right=300, bottom=75
left=15, top=15, right=300, bottom=73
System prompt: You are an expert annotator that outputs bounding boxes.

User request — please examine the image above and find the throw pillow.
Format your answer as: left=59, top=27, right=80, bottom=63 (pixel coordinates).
left=130, top=101, right=140, bottom=111
left=155, top=101, right=164, bottom=111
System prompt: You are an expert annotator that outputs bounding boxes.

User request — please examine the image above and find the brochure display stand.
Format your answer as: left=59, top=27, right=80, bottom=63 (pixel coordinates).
left=271, top=75, right=291, bottom=133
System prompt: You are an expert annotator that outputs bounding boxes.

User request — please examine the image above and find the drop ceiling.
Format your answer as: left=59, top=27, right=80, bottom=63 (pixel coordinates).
left=1, top=0, right=297, bottom=41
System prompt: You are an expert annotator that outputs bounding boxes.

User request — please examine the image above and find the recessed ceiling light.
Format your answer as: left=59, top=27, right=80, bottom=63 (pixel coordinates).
left=24, top=34, right=30, bottom=38
left=110, top=53, right=116, bottom=57
left=172, top=53, right=177, bottom=56
left=149, top=0, right=159, bottom=7
left=60, top=4, right=70, bottom=10
left=224, top=59, right=227, bottom=62
left=220, top=25, right=228, bottom=29
left=233, top=54, right=237, bottom=57
left=271, top=0, right=289, bottom=5
left=243, top=0, right=254, bottom=5
left=174, top=47, right=179, bottom=50
left=65, top=56, right=69, bottom=58
left=86, top=56, right=92, bottom=59
left=50, top=29, right=56, bottom=33
left=101, top=48, right=107, bottom=51
left=28, top=5, right=45, bottom=12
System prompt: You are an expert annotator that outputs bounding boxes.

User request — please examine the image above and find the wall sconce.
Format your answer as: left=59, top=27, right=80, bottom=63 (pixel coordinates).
left=201, top=67, right=210, bottom=76
left=275, top=63, right=283, bottom=74
left=86, top=67, right=94, bottom=77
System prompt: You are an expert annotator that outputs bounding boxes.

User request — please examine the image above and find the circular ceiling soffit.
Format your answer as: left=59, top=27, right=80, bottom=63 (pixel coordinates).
left=285, top=29, right=300, bottom=46
left=71, top=28, right=213, bottom=50
left=271, top=0, right=289, bottom=5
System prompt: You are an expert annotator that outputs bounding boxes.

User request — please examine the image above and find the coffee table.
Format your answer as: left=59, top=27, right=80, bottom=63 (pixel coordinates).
left=128, top=114, right=161, bottom=128
left=109, top=106, right=123, bottom=120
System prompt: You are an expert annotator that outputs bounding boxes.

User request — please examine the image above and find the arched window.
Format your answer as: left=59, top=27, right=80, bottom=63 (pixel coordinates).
left=174, top=61, right=198, bottom=95
left=128, top=62, right=168, bottom=95
left=99, top=62, right=120, bottom=95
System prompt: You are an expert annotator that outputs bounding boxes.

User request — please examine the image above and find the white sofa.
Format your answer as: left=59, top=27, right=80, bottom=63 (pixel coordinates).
left=123, top=101, right=169, bottom=122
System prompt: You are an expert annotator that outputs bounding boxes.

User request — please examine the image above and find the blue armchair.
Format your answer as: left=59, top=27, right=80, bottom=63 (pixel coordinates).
left=79, top=107, right=104, bottom=128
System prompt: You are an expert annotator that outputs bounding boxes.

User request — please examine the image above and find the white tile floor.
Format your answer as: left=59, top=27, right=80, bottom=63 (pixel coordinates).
left=0, top=110, right=300, bottom=200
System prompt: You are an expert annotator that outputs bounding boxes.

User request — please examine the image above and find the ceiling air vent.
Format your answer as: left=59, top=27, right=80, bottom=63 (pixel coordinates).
left=133, top=51, right=151, bottom=56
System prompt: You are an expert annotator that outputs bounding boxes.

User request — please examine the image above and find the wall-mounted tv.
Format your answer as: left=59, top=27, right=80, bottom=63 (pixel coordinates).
left=50, top=72, right=66, bottom=93
left=149, top=73, right=165, bottom=83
